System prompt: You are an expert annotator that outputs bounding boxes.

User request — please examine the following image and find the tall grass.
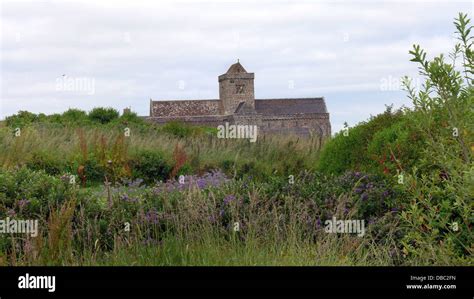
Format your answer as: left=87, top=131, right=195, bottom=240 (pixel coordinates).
left=6, top=182, right=399, bottom=266
left=0, top=123, right=323, bottom=180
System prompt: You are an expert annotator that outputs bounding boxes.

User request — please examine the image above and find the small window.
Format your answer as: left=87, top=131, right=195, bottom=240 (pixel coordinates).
left=230, top=80, right=234, bottom=83
left=235, top=84, right=245, bottom=94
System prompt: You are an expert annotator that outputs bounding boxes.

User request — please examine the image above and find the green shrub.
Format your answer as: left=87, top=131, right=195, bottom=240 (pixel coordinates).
left=160, top=121, right=217, bottom=138
left=220, top=159, right=235, bottom=175
left=335, top=171, right=402, bottom=220
left=130, top=150, right=171, bottom=184
left=26, top=151, right=65, bottom=175
left=236, top=160, right=261, bottom=180
left=5, top=111, right=39, bottom=128
left=317, top=106, right=405, bottom=175
left=47, top=113, right=63, bottom=124
left=119, top=111, right=144, bottom=124
left=88, top=107, right=119, bottom=124
left=367, top=116, right=425, bottom=176
left=316, top=124, right=367, bottom=175
left=83, top=156, right=107, bottom=184
left=160, top=121, right=194, bottom=138
left=0, top=167, right=73, bottom=217
left=398, top=13, right=473, bottom=262
left=61, top=108, right=89, bottom=125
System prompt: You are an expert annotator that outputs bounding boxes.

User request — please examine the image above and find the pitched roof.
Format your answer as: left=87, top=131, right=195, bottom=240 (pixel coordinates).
left=234, top=102, right=257, bottom=114
left=226, top=62, right=247, bottom=74
left=150, top=97, right=328, bottom=117
left=150, top=99, right=219, bottom=117
left=255, top=98, right=328, bottom=115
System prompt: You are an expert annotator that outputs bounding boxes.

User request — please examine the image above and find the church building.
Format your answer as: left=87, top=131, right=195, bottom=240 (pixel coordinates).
left=147, top=62, right=331, bottom=137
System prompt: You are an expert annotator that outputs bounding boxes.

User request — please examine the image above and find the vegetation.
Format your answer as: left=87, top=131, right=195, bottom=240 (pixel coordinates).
left=0, top=14, right=472, bottom=266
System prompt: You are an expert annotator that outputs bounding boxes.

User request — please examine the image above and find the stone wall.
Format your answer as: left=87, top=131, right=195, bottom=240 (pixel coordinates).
left=146, top=115, right=230, bottom=127
left=150, top=100, right=219, bottom=117
left=259, top=114, right=331, bottom=137
left=147, top=113, right=331, bottom=138
left=218, top=73, right=255, bottom=115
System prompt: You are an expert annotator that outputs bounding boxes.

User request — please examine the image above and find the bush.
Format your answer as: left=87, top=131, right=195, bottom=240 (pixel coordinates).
left=335, top=171, right=402, bottom=220
left=0, top=168, right=73, bottom=217
left=398, top=13, right=473, bottom=262
left=367, top=116, right=425, bottom=176
left=61, top=109, right=89, bottom=125
left=47, top=113, right=63, bottom=124
left=107, top=112, right=150, bottom=135
left=5, top=111, right=39, bottom=128
left=236, top=160, right=266, bottom=180
left=82, top=156, right=107, bottom=184
left=130, top=150, right=172, bottom=184
left=4, top=108, right=150, bottom=129
left=160, top=121, right=194, bottom=138
left=160, top=121, right=217, bottom=138
left=317, top=106, right=405, bottom=175
left=119, top=111, right=144, bottom=124
left=88, top=107, right=119, bottom=124
left=26, top=151, right=65, bottom=176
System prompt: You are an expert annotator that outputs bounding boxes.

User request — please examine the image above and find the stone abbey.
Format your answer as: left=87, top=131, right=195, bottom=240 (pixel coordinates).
left=147, top=62, right=331, bottom=137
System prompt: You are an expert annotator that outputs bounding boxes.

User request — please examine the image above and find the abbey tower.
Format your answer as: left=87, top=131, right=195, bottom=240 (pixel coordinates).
left=218, top=61, right=255, bottom=115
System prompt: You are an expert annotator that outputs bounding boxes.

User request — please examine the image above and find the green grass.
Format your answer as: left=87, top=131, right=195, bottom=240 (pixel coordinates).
left=13, top=233, right=395, bottom=266
left=0, top=123, right=323, bottom=182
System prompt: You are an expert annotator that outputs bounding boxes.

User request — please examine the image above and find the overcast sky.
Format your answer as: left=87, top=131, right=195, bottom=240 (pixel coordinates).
left=1, top=0, right=472, bottom=132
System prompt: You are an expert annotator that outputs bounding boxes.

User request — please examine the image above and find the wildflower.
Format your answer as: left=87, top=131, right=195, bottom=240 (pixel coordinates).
left=18, top=199, right=30, bottom=209
left=144, top=209, right=159, bottom=224
left=223, top=195, right=236, bottom=205
left=120, top=193, right=138, bottom=203
left=196, top=178, right=207, bottom=189
left=7, top=209, right=16, bottom=217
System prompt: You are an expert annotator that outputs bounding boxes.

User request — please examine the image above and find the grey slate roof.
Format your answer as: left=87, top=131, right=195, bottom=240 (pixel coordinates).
left=150, top=97, right=328, bottom=117
left=150, top=99, right=219, bottom=117
left=255, top=98, right=327, bottom=115
left=234, top=102, right=257, bottom=114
